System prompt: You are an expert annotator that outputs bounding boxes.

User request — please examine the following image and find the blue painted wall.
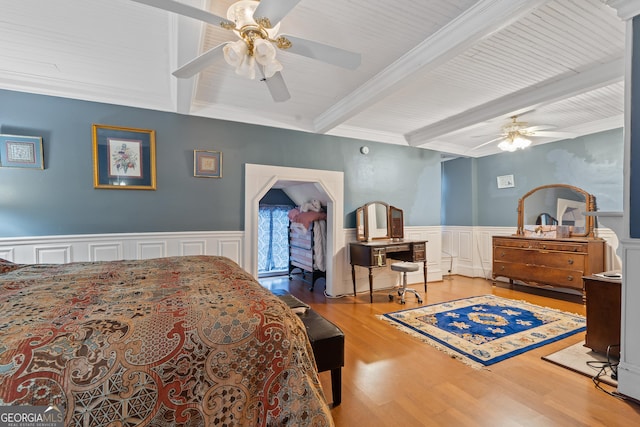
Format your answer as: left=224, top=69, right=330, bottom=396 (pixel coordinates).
left=442, top=128, right=624, bottom=227
left=0, top=89, right=442, bottom=237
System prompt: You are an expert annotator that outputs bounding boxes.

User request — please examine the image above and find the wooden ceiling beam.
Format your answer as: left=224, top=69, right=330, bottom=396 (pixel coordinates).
left=405, top=58, right=624, bottom=147
left=312, top=0, right=549, bottom=135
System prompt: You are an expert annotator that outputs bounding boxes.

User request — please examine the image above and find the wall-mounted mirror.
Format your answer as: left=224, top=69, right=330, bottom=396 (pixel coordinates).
left=517, top=184, right=596, bottom=238
left=355, top=201, right=404, bottom=241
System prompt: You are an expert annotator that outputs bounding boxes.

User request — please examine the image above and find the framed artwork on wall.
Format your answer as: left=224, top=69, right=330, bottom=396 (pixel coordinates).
left=0, top=134, right=44, bottom=169
left=194, top=150, right=222, bottom=178
left=92, top=124, right=156, bottom=190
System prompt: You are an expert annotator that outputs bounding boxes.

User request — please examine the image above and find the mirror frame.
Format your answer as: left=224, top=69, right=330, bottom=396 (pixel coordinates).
left=516, top=184, right=596, bottom=238
left=355, top=201, right=404, bottom=241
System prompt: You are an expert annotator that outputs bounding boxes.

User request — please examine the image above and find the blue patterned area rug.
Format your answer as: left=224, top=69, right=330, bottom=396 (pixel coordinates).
left=380, top=295, right=586, bottom=368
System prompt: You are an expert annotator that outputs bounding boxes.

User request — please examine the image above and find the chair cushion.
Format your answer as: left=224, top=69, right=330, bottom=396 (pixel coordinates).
left=391, top=262, right=420, bottom=273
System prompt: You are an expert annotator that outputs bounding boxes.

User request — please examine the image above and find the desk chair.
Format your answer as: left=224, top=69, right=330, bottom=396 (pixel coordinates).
left=389, top=262, right=423, bottom=304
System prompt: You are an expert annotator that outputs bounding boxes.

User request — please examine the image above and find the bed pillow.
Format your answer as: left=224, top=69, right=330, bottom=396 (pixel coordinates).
left=0, top=258, right=21, bottom=274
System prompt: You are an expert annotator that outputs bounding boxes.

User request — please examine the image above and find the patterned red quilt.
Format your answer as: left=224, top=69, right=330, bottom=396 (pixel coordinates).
left=0, top=256, right=333, bottom=426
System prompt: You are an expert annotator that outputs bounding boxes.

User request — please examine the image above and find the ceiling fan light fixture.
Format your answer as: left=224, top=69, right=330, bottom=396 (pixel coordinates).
left=227, top=1, right=280, bottom=39
left=254, top=39, right=283, bottom=77
left=498, top=139, right=517, bottom=152
left=498, top=131, right=532, bottom=152
left=224, top=39, right=257, bottom=79
left=512, top=135, right=531, bottom=149
left=223, top=40, right=248, bottom=68
left=237, top=53, right=256, bottom=79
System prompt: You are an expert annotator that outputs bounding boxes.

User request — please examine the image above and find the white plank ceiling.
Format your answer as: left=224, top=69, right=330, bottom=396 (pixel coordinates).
left=0, top=0, right=626, bottom=157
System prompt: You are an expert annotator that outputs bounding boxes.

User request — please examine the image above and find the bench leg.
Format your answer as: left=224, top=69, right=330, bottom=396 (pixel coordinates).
left=330, top=368, right=341, bottom=406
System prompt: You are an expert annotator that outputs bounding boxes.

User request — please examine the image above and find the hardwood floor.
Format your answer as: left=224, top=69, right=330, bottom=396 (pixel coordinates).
left=261, top=274, right=640, bottom=426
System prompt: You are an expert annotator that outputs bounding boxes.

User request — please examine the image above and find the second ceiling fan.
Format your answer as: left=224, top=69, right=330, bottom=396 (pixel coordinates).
left=472, top=115, right=576, bottom=152
left=132, top=0, right=362, bottom=102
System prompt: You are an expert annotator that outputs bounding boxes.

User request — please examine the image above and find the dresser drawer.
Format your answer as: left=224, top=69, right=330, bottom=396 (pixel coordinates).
left=493, top=237, right=588, bottom=253
left=494, top=261, right=583, bottom=290
left=493, top=247, right=586, bottom=270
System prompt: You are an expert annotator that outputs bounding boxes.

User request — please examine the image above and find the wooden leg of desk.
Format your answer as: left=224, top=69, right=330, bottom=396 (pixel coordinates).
left=351, top=265, right=357, bottom=298
left=368, top=267, right=374, bottom=303
left=423, top=261, right=428, bottom=293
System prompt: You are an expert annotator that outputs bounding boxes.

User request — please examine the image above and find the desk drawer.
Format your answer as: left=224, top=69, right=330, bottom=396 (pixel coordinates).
left=412, top=242, right=426, bottom=262
left=493, top=247, right=586, bottom=270
left=494, top=261, right=583, bottom=290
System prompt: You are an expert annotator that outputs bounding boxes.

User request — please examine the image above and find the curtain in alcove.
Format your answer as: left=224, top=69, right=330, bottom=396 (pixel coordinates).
left=258, top=205, right=291, bottom=275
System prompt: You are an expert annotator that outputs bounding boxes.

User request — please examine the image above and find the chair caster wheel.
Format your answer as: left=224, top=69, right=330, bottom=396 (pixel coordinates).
left=389, top=295, right=394, bottom=301
left=400, top=300, right=406, bottom=304
left=418, top=299, right=423, bottom=304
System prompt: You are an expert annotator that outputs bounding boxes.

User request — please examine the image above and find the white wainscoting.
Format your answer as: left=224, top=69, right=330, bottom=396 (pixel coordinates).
left=1, top=226, right=617, bottom=296
left=0, top=231, right=244, bottom=265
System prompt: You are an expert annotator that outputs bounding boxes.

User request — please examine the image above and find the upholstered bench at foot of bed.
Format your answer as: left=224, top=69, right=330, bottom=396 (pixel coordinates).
left=273, top=290, right=345, bottom=407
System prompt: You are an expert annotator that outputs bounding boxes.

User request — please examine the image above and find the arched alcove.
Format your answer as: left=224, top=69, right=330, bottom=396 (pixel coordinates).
left=244, top=164, right=344, bottom=296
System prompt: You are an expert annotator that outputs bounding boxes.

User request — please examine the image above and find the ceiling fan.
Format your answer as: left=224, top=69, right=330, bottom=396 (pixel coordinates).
left=131, top=0, right=362, bottom=102
left=472, top=115, right=576, bottom=152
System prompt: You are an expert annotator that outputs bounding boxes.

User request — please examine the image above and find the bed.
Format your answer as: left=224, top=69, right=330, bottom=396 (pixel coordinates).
left=0, top=256, right=333, bottom=426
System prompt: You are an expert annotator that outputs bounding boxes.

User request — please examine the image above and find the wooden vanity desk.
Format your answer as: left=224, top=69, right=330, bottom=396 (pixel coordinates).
left=350, top=240, right=427, bottom=303
left=351, top=201, right=426, bottom=302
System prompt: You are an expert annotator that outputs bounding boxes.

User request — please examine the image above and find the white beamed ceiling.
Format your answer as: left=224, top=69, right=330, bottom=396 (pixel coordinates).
left=0, top=0, right=628, bottom=157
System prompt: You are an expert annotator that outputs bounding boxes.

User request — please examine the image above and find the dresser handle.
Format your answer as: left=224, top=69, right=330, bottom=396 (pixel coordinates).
left=567, top=275, right=573, bottom=281
left=567, top=259, right=574, bottom=265
left=500, top=265, right=505, bottom=271
left=542, top=244, right=546, bottom=249
left=501, top=251, right=505, bottom=257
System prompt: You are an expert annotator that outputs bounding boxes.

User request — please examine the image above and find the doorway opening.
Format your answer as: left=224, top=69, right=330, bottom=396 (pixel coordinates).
left=244, top=164, right=344, bottom=297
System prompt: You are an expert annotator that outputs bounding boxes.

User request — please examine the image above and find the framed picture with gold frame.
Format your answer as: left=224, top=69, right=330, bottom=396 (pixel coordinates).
left=194, top=150, right=222, bottom=178
left=92, top=124, right=156, bottom=190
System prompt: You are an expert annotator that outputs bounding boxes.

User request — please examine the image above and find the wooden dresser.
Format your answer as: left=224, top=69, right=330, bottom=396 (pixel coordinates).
left=492, top=236, right=605, bottom=294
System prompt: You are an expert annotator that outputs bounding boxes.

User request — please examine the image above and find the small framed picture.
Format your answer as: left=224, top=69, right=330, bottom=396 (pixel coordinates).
left=92, top=124, right=156, bottom=190
left=194, top=150, right=222, bottom=178
left=0, top=134, right=44, bottom=169
left=497, top=174, right=515, bottom=189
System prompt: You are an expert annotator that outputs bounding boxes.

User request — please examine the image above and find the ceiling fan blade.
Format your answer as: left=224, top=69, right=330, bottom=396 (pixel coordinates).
left=131, top=0, right=234, bottom=28
left=471, top=137, right=504, bottom=151
left=173, top=43, right=227, bottom=78
left=524, top=124, right=556, bottom=132
left=279, top=35, right=361, bottom=69
left=253, top=0, right=302, bottom=28
left=259, top=69, right=291, bottom=102
left=532, top=131, right=577, bottom=139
